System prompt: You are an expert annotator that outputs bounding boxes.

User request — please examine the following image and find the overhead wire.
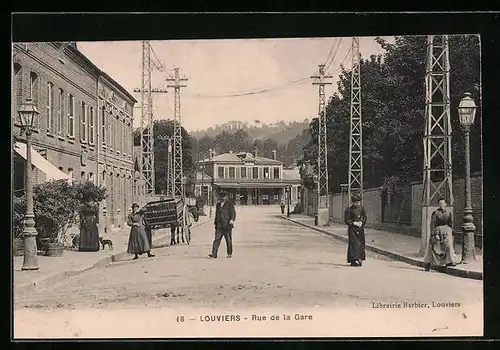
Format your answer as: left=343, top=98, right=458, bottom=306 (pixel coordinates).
left=324, top=38, right=343, bottom=72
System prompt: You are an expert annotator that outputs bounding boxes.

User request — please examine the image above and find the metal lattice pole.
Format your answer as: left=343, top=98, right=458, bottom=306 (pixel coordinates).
left=139, top=41, right=154, bottom=201
left=420, top=35, right=454, bottom=255
left=348, top=37, right=363, bottom=203
left=133, top=41, right=168, bottom=203
left=311, top=64, right=332, bottom=225
left=167, top=68, right=188, bottom=200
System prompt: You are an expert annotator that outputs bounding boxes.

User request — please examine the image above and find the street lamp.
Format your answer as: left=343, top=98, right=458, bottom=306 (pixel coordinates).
left=18, top=98, right=40, bottom=271
left=458, top=92, right=478, bottom=264
left=287, top=185, right=291, bottom=218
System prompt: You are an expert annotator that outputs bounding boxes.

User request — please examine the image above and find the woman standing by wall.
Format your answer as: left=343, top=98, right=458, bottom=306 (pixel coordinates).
left=423, top=198, right=457, bottom=271
left=79, top=201, right=100, bottom=252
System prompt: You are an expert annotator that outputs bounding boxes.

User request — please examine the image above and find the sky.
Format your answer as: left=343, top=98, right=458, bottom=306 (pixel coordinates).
left=77, top=36, right=394, bottom=131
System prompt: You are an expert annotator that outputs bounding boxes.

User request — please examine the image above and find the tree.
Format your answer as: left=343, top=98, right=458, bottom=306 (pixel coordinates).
left=133, top=120, right=194, bottom=195
left=301, top=35, right=481, bottom=194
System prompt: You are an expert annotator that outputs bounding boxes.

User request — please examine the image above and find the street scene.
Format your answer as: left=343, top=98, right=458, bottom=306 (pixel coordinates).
left=14, top=206, right=483, bottom=338
left=12, top=29, right=483, bottom=339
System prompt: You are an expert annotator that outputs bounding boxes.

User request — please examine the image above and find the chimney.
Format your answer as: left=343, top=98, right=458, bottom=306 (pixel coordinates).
left=229, top=150, right=233, bottom=154
left=272, top=149, right=277, bottom=160
left=253, top=148, right=258, bottom=158
left=209, top=149, right=214, bottom=159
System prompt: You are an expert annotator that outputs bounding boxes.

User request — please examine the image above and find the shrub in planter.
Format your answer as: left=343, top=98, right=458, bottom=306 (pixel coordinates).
left=33, top=180, right=81, bottom=251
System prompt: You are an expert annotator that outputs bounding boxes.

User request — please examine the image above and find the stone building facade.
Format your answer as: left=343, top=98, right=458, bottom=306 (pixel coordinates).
left=12, top=42, right=136, bottom=234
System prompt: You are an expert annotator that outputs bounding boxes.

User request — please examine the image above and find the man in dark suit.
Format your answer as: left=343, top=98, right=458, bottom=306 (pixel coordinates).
left=209, top=191, right=236, bottom=259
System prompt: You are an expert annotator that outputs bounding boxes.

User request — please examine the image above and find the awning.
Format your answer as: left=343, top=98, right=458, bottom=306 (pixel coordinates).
left=214, top=183, right=288, bottom=189
left=13, top=142, right=71, bottom=181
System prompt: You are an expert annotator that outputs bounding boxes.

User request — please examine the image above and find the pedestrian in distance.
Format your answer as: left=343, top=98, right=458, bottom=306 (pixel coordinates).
left=344, top=193, right=367, bottom=267
left=280, top=201, right=285, bottom=214
left=126, top=203, right=155, bottom=260
left=209, top=192, right=236, bottom=259
left=423, top=198, right=457, bottom=271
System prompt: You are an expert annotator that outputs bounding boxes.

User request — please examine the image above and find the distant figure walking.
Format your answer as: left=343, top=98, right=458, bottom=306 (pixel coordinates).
left=127, top=203, right=155, bottom=260
left=344, top=193, right=367, bottom=267
left=209, top=192, right=236, bottom=259
left=280, top=201, right=285, bottom=214
left=423, top=198, right=457, bottom=271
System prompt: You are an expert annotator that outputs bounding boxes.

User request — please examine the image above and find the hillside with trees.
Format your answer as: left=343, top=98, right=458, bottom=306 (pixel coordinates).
left=301, top=35, right=481, bottom=193
left=189, top=119, right=311, bottom=167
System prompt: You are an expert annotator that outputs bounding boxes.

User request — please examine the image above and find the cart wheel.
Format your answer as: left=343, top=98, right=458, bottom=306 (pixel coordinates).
left=185, top=227, right=191, bottom=245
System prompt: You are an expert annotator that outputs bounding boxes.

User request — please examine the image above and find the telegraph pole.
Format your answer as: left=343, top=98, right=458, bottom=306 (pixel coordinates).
left=311, top=64, right=332, bottom=226
left=420, top=35, right=454, bottom=255
left=133, top=40, right=168, bottom=204
left=166, top=68, right=188, bottom=200
left=348, top=37, right=363, bottom=204
left=157, top=136, right=174, bottom=197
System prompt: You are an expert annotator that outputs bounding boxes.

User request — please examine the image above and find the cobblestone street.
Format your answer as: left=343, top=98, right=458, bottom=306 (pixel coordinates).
left=14, top=206, right=483, bottom=338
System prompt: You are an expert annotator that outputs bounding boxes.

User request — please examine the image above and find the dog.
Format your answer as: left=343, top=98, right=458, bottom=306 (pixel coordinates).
left=99, top=237, right=114, bottom=250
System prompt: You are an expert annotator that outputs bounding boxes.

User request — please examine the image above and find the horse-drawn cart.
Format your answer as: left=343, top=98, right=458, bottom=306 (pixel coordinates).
left=142, top=197, right=199, bottom=245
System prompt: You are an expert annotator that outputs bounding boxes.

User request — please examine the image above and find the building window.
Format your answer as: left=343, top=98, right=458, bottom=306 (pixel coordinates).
left=88, top=172, right=94, bottom=184
left=13, top=63, right=22, bottom=124
left=263, top=167, right=270, bottom=179
left=218, top=166, right=224, bottom=179
left=46, top=82, right=54, bottom=132
left=80, top=101, right=87, bottom=142
left=101, top=107, right=106, bottom=145
left=252, top=167, right=259, bottom=179
left=67, top=94, right=75, bottom=138
left=89, top=106, right=95, bottom=145
left=81, top=171, right=86, bottom=181
left=29, top=72, right=39, bottom=128
left=240, top=167, right=247, bottom=179
left=229, top=167, right=235, bottom=179
left=57, top=88, right=64, bottom=135
left=273, top=167, right=280, bottom=179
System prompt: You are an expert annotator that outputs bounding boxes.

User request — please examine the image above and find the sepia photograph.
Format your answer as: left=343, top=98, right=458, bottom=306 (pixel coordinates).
left=12, top=30, right=483, bottom=338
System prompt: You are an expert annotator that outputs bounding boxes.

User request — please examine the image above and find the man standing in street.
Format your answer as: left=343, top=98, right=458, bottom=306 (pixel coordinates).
left=209, top=191, right=236, bottom=259
left=344, top=193, right=367, bottom=267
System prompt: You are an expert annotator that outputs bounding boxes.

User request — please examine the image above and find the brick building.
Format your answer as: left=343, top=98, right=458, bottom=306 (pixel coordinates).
left=12, top=42, right=137, bottom=233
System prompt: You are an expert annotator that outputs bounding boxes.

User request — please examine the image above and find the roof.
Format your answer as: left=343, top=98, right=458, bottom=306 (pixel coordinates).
left=199, top=152, right=283, bottom=165
left=194, top=171, right=212, bottom=181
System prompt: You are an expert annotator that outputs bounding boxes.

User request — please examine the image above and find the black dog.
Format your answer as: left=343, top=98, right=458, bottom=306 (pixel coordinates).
left=99, top=237, right=114, bottom=250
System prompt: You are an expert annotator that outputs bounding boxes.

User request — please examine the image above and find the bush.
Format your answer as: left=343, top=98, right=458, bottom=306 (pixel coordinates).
left=12, top=180, right=107, bottom=245
left=33, top=180, right=81, bottom=244
left=13, top=195, right=27, bottom=238
left=73, top=181, right=106, bottom=204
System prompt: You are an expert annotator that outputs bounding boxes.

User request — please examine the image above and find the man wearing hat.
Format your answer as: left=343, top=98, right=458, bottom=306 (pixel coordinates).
left=209, top=191, right=236, bottom=258
left=344, top=192, right=367, bottom=267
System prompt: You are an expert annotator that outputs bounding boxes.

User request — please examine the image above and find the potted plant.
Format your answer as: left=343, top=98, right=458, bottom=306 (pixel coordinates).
left=12, top=195, right=26, bottom=256
left=33, top=180, right=81, bottom=256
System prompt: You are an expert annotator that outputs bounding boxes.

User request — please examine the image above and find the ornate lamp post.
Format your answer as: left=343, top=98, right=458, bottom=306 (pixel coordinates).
left=287, top=185, right=291, bottom=218
left=18, top=99, right=40, bottom=271
left=457, top=92, right=478, bottom=264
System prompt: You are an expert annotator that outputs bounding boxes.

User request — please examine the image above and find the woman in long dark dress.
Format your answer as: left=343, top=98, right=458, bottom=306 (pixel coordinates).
left=127, top=203, right=155, bottom=260
left=79, top=202, right=100, bottom=252
left=344, top=193, right=367, bottom=267
left=423, top=198, right=457, bottom=271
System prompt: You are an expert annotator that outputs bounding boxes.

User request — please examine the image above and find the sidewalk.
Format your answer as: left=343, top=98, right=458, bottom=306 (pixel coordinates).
left=282, top=214, right=483, bottom=281
left=13, top=215, right=212, bottom=295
